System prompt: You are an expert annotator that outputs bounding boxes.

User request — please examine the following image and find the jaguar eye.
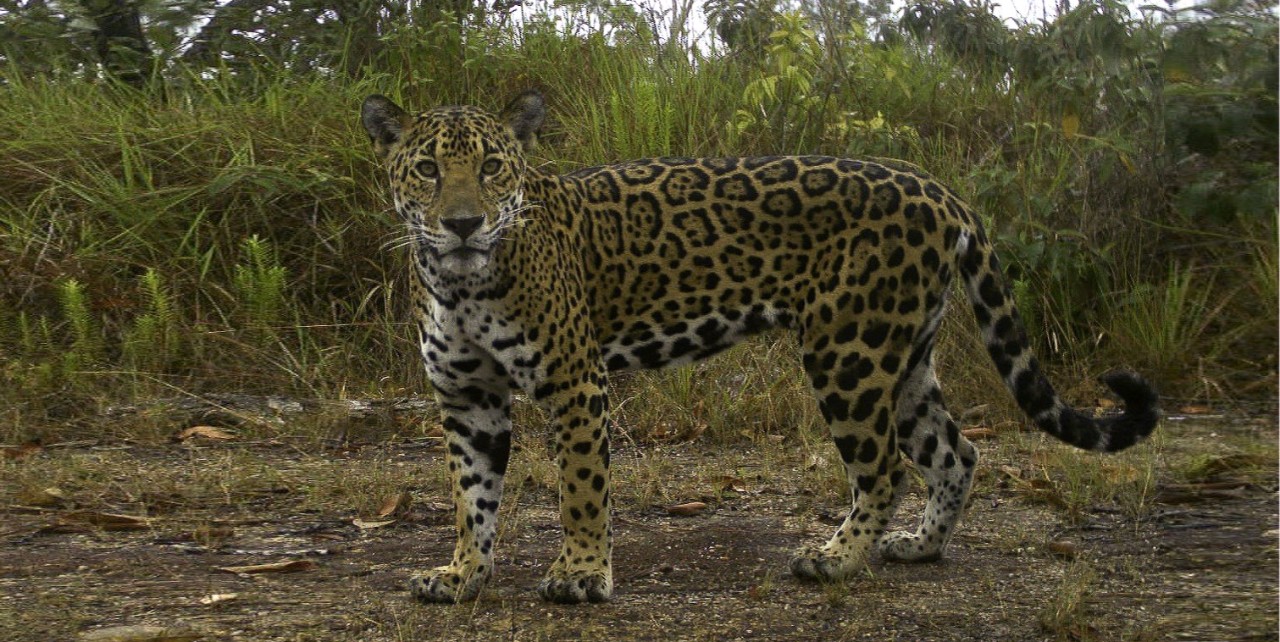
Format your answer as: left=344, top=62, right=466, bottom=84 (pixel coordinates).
left=415, top=160, right=438, bottom=179
left=480, top=158, right=502, bottom=176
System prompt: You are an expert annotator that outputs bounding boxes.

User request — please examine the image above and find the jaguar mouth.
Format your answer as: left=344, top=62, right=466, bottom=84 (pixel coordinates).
left=435, top=246, right=492, bottom=273
left=427, top=243, right=489, bottom=258
left=442, top=246, right=489, bottom=260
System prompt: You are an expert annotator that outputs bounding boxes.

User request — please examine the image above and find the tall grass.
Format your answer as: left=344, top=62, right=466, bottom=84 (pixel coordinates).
left=0, top=6, right=1274, bottom=443
left=1106, top=264, right=1238, bottom=390
left=0, top=72, right=411, bottom=405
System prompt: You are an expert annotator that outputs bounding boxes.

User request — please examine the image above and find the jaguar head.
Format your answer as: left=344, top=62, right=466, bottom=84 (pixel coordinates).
left=361, top=91, right=545, bottom=274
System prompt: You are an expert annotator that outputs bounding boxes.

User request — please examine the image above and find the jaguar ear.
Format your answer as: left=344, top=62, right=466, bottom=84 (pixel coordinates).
left=502, top=90, right=545, bottom=151
left=361, top=94, right=410, bottom=160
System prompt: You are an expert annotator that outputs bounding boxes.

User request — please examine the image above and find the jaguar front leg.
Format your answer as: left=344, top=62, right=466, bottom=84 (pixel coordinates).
left=533, top=370, right=613, bottom=604
left=409, top=374, right=513, bottom=603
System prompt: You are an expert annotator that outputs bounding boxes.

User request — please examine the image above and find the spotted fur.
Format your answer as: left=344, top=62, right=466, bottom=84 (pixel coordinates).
left=360, top=92, right=1160, bottom=604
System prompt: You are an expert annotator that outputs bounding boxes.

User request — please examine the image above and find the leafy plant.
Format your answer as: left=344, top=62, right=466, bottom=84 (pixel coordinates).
left=56, top=278, right=99, bottom=376
left=608, top=79, right=674, bottom=159
left=123, top=268, right=180, bottom=374
left=729, top=11, right=825, bottom=149
left=233, top=235, right=289, bottom=337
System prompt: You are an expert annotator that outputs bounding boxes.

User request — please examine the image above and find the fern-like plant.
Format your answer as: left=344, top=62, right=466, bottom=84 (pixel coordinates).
left=233, top=234, right=288, bottom=336
left=124, top=268, right=180, bottom=372
left=57, top=278, right=99, bottom=376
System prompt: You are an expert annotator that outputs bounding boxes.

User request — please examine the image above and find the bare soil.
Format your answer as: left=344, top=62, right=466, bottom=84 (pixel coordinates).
left=1, top=413, right=1275, bottom=642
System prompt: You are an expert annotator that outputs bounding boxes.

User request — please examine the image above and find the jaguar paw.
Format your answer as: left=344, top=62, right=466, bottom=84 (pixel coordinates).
left=878, top=530, right=944, bottom=563
left=789, top=546, right=863, bottom=582
left=536, top=568, right=612, bottom=604
left=408, top=565, right=488, bottom=604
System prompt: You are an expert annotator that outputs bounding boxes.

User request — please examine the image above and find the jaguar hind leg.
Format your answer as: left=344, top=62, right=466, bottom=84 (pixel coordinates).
left=791, top=322, right=906, bottom=582
left=878, top=347, right=978, bottom=563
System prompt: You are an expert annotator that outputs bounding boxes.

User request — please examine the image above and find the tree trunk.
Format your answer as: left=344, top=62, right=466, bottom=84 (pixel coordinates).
left=81, top=0, right=153, bottom=88
left=181, top=0, right=272, bottom=68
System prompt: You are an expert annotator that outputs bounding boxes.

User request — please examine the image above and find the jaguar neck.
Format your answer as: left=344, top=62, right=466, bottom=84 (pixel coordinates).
left=413, top=243, right=517, bottom=310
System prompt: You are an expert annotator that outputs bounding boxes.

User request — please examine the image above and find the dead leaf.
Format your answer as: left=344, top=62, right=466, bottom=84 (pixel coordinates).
left=1177, top=404, right=1213, bottom=415
left=806, top=454, right=829, bottom=470
left=186, top=524, right=235, bottom=546
left=998, top=465, right=1024, bottom=481
left=959, top=404, right=990, bottom=423
left=352, top=517, right=397, bottom=530
left=136, top=490, right=188, bottom=514
left=174, top=426, right=236, bottom=442
left=68, top=511, right=150, bottom=527
left=1029, top=483, right=1064, bottom=503
left=19, top=486, right=68, bottom=507
left=683, top=421, right=708, bottom=441
left=377, top=491, right=412, bottom=518
left=1164, top=480, right=1251, bottom=491
left=198, top=593, right=238, bottom=605
left=1027, top=478, right=1056, bottom=491
left=80, top=625, right=202, bottom=641
left=960, top=427, right=998, bottom=440
left=1046, top=540, right=1078, bottom=560
left=816, top=509, right=843, bottom=526
left=216, top=559, right=317, bottom=574
left=1154, top=481, right=1250, bottom=504
left=998, top=468, right=1065, bottom=506
left=43, top=511, right=151, bottom=533
left=2, top=440, right=42, bottom=460
left=1061, top=112, right=1080, bottom=137
left=1102, top=462, right=1140, bottom=484
left=717, top=476, right=748, bottom=493
left=666, top=501, right=707, bottom=517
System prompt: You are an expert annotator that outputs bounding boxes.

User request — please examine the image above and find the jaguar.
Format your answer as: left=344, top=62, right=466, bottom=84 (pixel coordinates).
left=359, top=90, right=1159, bottom=604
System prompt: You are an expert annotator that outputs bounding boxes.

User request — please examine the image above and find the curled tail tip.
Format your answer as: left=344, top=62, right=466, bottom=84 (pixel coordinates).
left=1100, top=370, right=1159, bottom=411
left=1098, top=370, right=1161, bottom=451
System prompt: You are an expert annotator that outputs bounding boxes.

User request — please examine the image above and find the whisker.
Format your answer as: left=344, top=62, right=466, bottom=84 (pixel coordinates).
left=492, top=203, right=541, bottom=235
left=380, top=224, right=439, bottom=252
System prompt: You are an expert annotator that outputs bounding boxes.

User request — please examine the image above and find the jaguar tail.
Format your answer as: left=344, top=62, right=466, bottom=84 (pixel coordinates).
left=956, top=229, right=1159, bottom=452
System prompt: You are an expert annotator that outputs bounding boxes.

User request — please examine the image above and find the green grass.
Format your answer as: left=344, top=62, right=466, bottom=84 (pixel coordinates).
left=1105, top=264, right=1243, bottom=393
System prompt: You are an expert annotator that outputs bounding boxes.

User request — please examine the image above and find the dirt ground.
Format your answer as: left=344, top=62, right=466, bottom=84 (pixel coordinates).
left=1, top=412, right=1276, bottom=642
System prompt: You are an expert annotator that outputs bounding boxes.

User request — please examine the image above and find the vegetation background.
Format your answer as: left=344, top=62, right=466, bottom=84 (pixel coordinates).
left=0, top=0, right=1275, bottom=443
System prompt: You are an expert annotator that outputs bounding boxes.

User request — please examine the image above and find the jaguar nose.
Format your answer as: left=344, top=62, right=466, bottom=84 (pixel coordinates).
left=441, top=216, right=485, bottom=240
